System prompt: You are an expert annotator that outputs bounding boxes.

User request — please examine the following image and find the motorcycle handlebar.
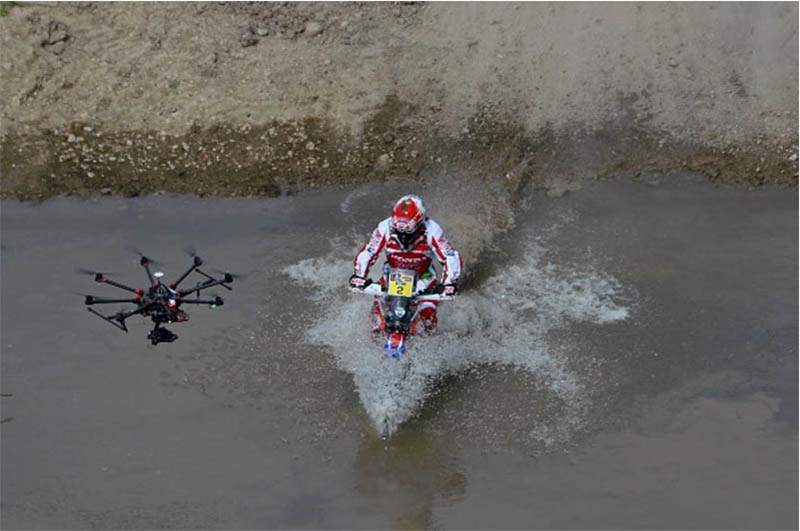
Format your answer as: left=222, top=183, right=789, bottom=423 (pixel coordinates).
left=352, top=282, right=454, bottom=301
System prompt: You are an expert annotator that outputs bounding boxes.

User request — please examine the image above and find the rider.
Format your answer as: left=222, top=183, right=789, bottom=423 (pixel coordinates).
left=349, top=194, right=462, bottom=332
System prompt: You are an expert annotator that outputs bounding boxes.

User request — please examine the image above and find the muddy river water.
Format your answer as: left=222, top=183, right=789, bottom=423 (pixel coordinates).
left=1, top=174, right=796, bottom=529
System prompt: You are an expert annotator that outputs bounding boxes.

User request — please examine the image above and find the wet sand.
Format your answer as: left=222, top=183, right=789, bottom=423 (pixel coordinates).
left=1, top=175, right=796, bottom=529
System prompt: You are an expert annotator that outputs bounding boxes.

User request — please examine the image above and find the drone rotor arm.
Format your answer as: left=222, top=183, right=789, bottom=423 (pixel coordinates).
left=179, top=278, right=230, bottom=297
left=84, top=296, right=141, bottom=305
left=86, top=308, right=128, bottom=332
left=171, top=265, right=197, bottom=289
left=87, top=302, right=151, bottom=333
left=140, top=257, right=156, bottom=286
left=195, top=268, right=233, bottom=291
left=99, top=278, right=140, bottom=294
left=115, top=305, right=150, bottom=320
left=180, top=296, right=224, bottom=306
left=172, top=255, right=204, bottom=289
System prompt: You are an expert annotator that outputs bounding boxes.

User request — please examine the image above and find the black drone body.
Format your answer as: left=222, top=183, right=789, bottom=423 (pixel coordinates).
left=83, top=254, right=234, bottom=345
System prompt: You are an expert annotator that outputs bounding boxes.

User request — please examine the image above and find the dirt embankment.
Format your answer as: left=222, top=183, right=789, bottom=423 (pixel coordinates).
left=1, top=2, right=797, bottom=203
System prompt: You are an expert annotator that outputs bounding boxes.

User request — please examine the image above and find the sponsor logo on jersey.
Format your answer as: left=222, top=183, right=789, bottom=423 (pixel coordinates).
left=388, top=253, right=431, bottom=272
left=437, top=236, right=456, bottom=256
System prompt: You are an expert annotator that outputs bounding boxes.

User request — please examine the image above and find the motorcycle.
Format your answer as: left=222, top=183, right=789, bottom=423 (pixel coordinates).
left=351, top=264, right=454, bottom=358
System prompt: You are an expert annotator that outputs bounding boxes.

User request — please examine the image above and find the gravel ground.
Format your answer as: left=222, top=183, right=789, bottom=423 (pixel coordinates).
left=0, top=2, right=797, bottom=201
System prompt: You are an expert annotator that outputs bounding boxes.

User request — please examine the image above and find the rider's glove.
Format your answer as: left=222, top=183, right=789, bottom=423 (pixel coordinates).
left=349, top=274, right=368, bottom=291
left=433, top=283, right=457, bottom=296
left=443, top=284, right=457, bottom=297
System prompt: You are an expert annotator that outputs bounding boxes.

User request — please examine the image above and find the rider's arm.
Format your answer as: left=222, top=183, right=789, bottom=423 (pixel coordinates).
left=426, top=219, right=463, bottom=285
left=353, top=218, right=390, bottom=278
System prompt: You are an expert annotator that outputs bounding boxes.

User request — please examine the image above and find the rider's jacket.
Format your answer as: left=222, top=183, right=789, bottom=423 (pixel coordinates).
left=353, top=217, right=462, bottom=287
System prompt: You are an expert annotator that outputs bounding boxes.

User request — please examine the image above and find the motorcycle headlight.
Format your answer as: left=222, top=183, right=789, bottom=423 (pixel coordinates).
left=394, top=306, right=406, bottom=318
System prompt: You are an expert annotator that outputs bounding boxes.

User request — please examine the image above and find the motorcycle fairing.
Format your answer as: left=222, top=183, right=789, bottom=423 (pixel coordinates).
left=384, top=332, right=407, bottom=358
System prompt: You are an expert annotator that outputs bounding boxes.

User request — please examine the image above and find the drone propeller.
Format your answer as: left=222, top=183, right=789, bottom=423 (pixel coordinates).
left=184, top=245, right=204, bottom=267
left=210, top=268, right=248, bottom=281
left=209, top=293, right=225, bottom=308
left=125, top=245, right=162, bottom=267
left=74, top=267, right=115, bottom=277
left=197, top=292, right=225, bottom=308
left=184, top=245, right=199, bottom=259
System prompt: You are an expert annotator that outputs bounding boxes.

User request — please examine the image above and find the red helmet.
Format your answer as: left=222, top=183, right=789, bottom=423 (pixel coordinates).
left=390, top=195, right=426, bottom=249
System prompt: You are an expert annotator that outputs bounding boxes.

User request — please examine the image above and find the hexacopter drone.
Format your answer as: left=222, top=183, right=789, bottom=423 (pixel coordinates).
left=81, top=252, right=235, bottom=345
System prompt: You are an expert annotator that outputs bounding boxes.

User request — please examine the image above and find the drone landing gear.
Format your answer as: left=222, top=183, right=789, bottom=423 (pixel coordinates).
left=148, top=325, right=178, bottom=346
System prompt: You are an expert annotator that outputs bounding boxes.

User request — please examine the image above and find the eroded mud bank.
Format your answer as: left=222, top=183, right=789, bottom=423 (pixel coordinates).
left=2, top=98, right=797, bottom=203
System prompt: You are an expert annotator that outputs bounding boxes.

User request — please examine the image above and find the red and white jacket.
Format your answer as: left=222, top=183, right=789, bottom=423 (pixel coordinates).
left=353, top=217, right=462, bottom=289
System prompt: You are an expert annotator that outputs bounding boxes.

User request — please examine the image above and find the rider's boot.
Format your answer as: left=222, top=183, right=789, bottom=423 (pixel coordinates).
left=419, top=305, right=438, bottom=334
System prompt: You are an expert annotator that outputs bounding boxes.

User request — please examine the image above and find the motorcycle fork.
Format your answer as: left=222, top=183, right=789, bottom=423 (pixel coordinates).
left=407, top=308, right=424, bottom=335
left=370, top=299, right=386, bottom=343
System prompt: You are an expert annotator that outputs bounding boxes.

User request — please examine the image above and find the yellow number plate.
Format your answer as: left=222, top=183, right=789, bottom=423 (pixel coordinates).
left=388, top=271, right=414, bottom=297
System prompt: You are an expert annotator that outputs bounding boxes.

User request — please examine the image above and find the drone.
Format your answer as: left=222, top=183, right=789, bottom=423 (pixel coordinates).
left=81, top=252, right=236, bottom=345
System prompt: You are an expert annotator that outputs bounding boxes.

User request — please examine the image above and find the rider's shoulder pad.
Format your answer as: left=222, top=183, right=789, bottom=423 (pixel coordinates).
left=377, top=217, right=393, bottom=233
left=424, top=218, right=444, bottom=237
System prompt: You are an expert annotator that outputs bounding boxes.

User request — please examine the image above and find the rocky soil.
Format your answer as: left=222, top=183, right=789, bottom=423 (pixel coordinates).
left=0, top=2, right=797, bottom=203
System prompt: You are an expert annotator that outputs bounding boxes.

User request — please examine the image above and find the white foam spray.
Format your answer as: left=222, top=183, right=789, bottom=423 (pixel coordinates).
left=282, top=222, right=632, bottom=442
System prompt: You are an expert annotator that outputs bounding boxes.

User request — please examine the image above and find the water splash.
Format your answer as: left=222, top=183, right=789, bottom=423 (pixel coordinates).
left=283, top=234, right=631, bottom=441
